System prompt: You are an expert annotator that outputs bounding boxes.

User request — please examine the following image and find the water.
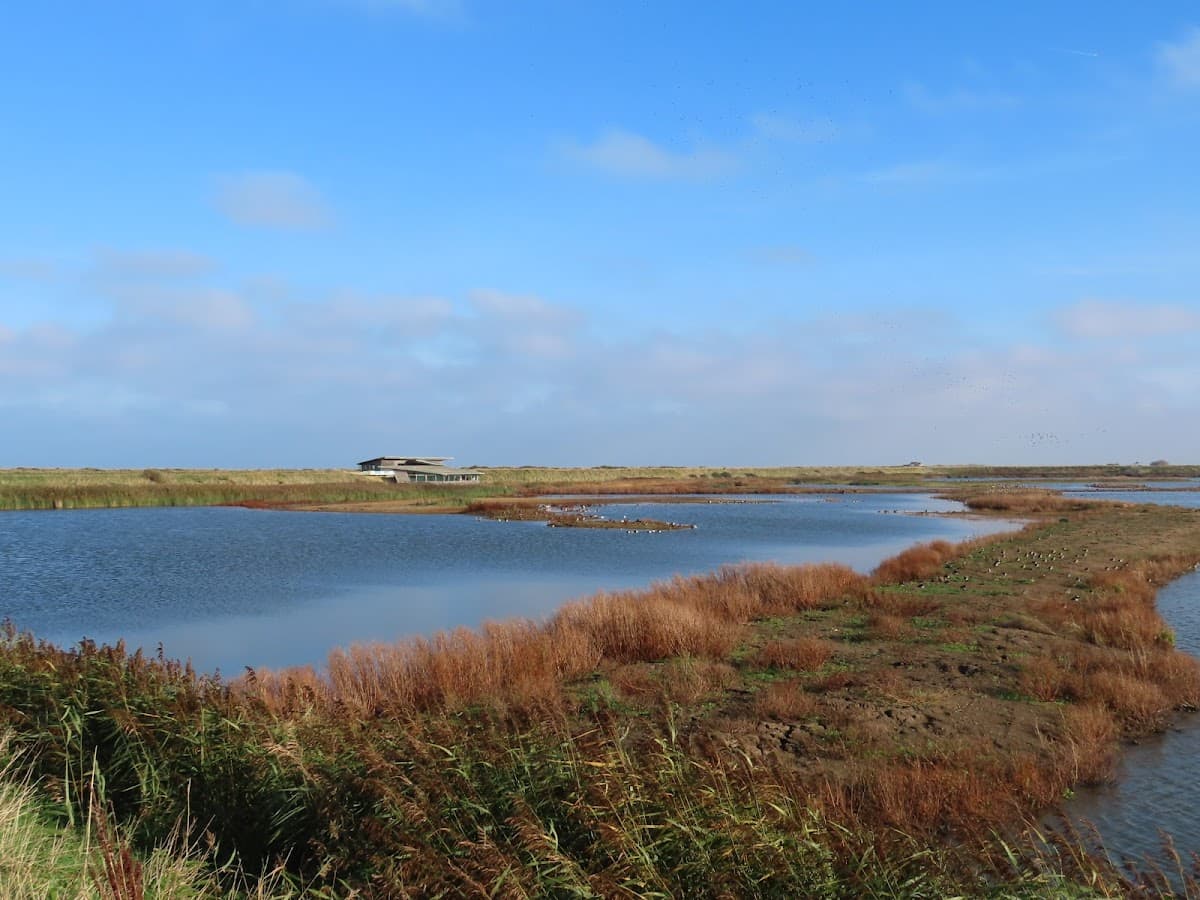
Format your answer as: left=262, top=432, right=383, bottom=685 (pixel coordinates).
left=0, top=493, right=1011, bottom=675
left=1058, top=571, right=1200, bottom=867
left=1062, top=489, right=1200, bottom=509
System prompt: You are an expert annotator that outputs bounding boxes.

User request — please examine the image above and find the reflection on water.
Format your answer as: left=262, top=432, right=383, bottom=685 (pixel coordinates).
left=0, top=493, right=1013, bottom=674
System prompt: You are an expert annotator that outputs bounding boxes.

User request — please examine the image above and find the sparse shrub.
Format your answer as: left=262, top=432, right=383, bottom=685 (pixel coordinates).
left=1060, top=703, right=1118, bottom=784
left=809, top=671, right=855, bottom=693
left=756, top=637, right=834, bottom=672
left=860, top=589, right=942, bottom=617
left=1086, top=671, right=1172, bottom=731
left=1129, top=650, right=1200, bottom=708
left=871, top=540, right=956, bottom=584
left=867, top=612, right=912, bottom=640
left=1019, top=655, right=1070, bottom=702
left=958, top=490, right=1089, bottom=514
left=735, top=563, right=867, bottom=614
left=614, top=658, right=737, bottom=705
left=659, top=658, right=738, bottom=704
left=754, top=681, right=818, bottom=720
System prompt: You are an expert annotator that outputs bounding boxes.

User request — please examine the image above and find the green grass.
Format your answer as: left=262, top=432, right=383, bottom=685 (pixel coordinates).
left=5, top=462, right=1199, bottom=512
left=0, top=468, right=503, bottom=511
left=0, top=748, right=288, bottom=899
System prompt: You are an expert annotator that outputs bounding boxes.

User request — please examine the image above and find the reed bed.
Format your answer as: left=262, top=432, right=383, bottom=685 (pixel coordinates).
left=249, top=561, right=867, bottom=719
left=955, top=489, right=1098, bottom=514
left=0, top=477, right=497, bottom=511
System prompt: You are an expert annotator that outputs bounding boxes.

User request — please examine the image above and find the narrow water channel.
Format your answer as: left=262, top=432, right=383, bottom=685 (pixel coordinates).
left=1059, top=568, right=1200, bottom=869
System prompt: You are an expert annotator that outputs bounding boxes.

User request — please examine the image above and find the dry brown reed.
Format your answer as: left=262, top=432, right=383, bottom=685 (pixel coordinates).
left=1083, top=671, right=1173, bottom=732
left=555, top=591, right=738, bottom=663
left=1017, top=637, right=1200, bottom=733
left=241, top=561, right=866, bottom=717
left=1059, top=703, right=1119, bottom=784
left=1126, top=649, right=1200, bottom=708
left=1026, top=554, right=1200, bottom=661
left=754, top=681, right=818, bottom=720
left=866, top=612, right=913, bottom=640
left=1018, top=655, right=1071, bottom=702
left=870, top=540, right=957, bottom=584
left=817, top=747, right=1079, bottom=843
left=955, top=490, right=1092, bottom=514
left=808, top=671, right=856, bottom=693
left=755, top=637, right=835, bottom=671
left=613, top=658, right=739, bottom=705
left=860, top=589, right=943, bottom=618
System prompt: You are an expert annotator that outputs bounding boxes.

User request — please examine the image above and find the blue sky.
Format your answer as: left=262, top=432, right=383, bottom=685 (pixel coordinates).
left=2, top=2, right=1198, bottom=467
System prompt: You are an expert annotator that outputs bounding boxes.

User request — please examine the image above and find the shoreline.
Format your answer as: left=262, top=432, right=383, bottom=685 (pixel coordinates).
left=4, top=463, right=1199, bottom=513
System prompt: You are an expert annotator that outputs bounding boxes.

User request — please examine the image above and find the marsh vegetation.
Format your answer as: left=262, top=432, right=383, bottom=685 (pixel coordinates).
left=5, top=463, right=1199, bottom=513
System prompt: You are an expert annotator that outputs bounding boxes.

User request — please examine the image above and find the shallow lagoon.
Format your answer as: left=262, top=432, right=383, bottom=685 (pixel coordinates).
left=0, top=492, right=1012, bottom=674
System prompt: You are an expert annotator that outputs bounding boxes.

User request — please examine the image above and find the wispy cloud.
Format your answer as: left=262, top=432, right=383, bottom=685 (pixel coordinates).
left=343, top=0, right=463, bottom=15
left=750, top=113, right=838, bottom=144
left=861, top=160, right=957, bottom=185
left=1056, top=299, right=1200, bottom=339
left=111, top=286, right=257, bottom=333
left=468, top=289, right=581, bottom=361
left=749, top=244, right=812, bottom=265
left=0, top=257, right=61, bottom=282
left=94, top=248, right=216, bottom=279
left=561, top=129, right=737, bottom=180
left=214, top=171, right=333, bottom=230
left=4, top=271, right=1198, bottom=465
left=1157, top=26, right=1200, bottom=89
left=902, top=81, right=1021, bottom=114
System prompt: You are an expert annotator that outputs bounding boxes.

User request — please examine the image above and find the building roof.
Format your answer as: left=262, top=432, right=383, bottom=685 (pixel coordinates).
left=359, top=456, right=451, bottom=467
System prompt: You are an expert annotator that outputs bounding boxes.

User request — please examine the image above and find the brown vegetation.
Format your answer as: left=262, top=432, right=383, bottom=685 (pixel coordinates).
left=870, top=539, right=960, bottom=583
left=755, top=637, right=835, bottom=671
left=951, top=489, right=1095, bottom=514
left=245, top=561, right=868, bottom=719
left=206, top=501, right=1200, bottom=883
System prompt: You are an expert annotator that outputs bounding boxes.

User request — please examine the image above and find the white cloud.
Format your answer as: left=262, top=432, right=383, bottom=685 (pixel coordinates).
left=112, top=286, right=256, bottom=332
left=562, top=129, right=736, bottom=179
left=468, top=290, right=580, bottom=361
left=318, top=293, right=454, bottom=333
left=214, top=171, right=332, bottom=230
left=1056, top=299, right=1200, bottom=339
left=1158, top=26, right=1200, bottom=89
left=3, top=276, right=1199, bottom=466
left=470, top=289, right=577, bottom=325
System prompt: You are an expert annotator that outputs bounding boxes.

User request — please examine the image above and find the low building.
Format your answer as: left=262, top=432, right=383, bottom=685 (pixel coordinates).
left=357, top=456, right=482, bottom=484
